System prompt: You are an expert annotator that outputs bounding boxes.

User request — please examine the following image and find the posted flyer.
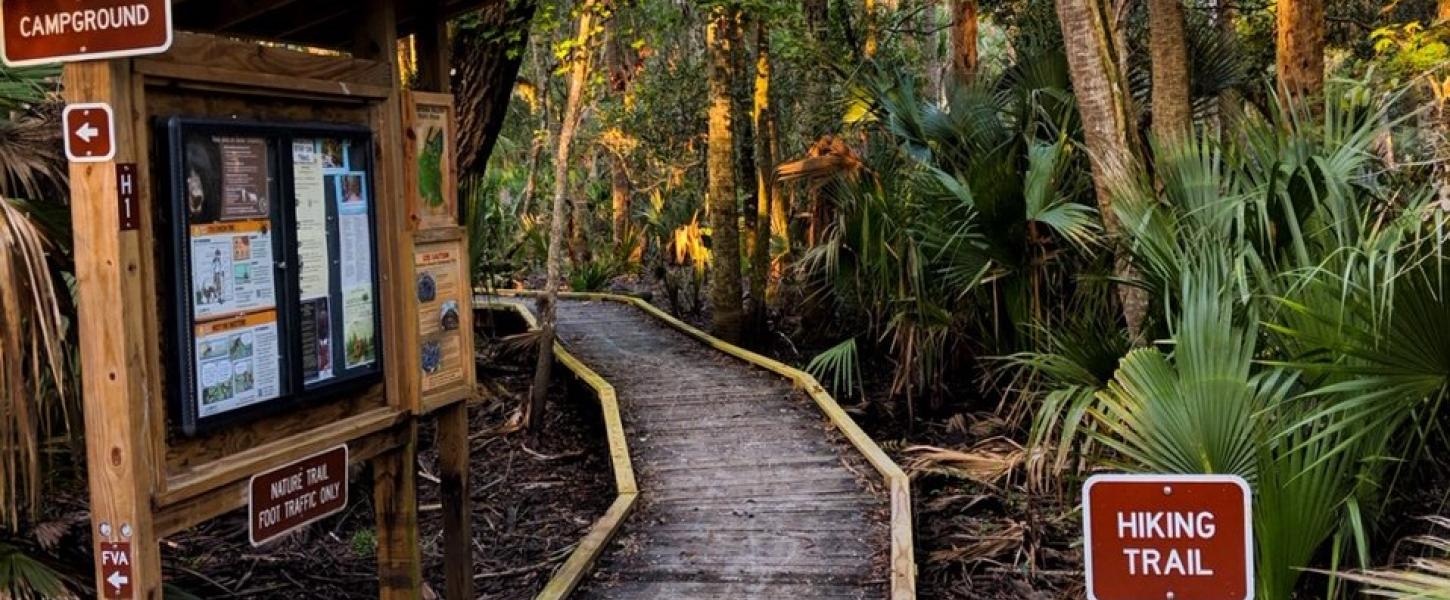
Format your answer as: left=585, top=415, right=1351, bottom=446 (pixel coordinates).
left=195, top=310, right=282, bottom=418
left=191, top=220, right=276, bottom=320
left=416, top=244, right=464, bottom=393
left=293, top=139, right=332, bottom=301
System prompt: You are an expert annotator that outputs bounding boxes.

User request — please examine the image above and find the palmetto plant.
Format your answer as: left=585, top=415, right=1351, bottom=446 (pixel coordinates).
left=796, top=46, right=1102, bottom=415
left=0, top=62, right=78, bottom=598
left=1022, top=77, right=1450, bottom=597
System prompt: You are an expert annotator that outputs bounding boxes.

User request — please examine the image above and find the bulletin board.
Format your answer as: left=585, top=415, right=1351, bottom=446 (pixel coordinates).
left=161, top=118, right=385, bottom=435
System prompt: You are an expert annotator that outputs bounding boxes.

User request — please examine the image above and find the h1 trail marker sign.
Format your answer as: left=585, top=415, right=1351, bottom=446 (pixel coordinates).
left=1, top=0, right=172, bottom=67
left=1083, top=474, right=1254, bottom=600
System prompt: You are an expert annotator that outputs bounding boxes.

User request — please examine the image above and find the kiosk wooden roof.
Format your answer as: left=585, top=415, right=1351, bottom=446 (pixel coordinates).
left=171, top=0, right=503, bottom=49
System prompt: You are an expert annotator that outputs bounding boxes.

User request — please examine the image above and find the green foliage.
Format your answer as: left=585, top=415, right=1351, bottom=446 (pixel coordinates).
left=806, top=337, right=863, bottom=400
left=350, top=528, right=377, bottom=558
left=568, top=258, right=625, bottom=291
left=0, top=541, right=72, bottom=599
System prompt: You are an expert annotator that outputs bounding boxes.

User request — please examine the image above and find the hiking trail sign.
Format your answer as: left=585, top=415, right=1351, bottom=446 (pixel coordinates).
left=1, top=0, right=172, bottom=67
left=1083, top=474, right=1254, bottom=600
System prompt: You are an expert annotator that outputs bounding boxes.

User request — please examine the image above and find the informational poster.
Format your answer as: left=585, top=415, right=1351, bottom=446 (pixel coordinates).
left=415, top=242, right=466, bottom=393
left=405, top=92, right=457, bottom=230
left=292, top=139, right=332, bottom=301
left=324, top=139, right=378, bottom=370
left=298, top=297, right=333, bottom=384
left=194, top=310, right=282, bottom=418
left=189, top=221, right=275, bottom=320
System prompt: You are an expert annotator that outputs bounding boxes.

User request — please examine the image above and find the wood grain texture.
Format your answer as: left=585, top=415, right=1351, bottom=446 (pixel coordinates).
left=494, top=290, right=917, bottom=599
left=66, top=58, right=164, bottom=600
left=484, top=295, right=904, bottom=599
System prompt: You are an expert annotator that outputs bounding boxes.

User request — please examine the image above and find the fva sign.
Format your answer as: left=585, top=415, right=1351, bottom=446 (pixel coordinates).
left=1, top=0, right=172, bottom=67
left=1083, top=474, right=1253, bottom=600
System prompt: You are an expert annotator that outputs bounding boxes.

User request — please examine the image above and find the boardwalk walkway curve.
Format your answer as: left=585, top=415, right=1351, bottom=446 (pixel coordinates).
left=476, top=292, right=914, bottom=600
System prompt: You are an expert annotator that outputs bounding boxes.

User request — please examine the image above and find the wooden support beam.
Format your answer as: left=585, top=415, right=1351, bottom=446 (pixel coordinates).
left=65, top=59, right=164, bottom=600
left=413, top=7, right=474, bottom=599
left=413, top=1, right=451, bottom=94
left=372, top=427, right=422, bottom=598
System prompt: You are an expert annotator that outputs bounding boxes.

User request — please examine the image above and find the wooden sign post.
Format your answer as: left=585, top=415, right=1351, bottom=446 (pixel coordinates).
left=59, top=1, right=478, bottom=598
left=1083, top=474, right=1254, bottom=600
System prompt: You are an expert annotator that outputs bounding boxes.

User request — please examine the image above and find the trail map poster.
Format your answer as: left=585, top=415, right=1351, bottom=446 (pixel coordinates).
left=405, top=92, right=456, bottom=230
left=415, top=242, right=466, bottom=394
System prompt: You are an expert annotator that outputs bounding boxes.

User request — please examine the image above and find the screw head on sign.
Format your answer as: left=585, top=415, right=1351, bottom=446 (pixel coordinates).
left=120, top=523, right=133, bottom=539
left=1163, top=485, right=1173, bottom=495
left=1166, top=592, right=1176, bottom=600
left=99, top=522, right=112, bottom=538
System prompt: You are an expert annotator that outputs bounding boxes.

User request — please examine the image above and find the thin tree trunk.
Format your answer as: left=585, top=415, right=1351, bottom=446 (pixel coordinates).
left=1055, top=0, right=1148, bottom=343
left=707, top=6, right=745, bottom=343
left=748, top=20, right=774, bottom=338
left=531, top=0, right=596, bottom=428
left=1276, top=0, right=1325, bottom=105
left=610, top=157, right=630, bottom=247
left=949, top=0, right=979, bottom=83
left=1148, top=0, right=1192, bottom=139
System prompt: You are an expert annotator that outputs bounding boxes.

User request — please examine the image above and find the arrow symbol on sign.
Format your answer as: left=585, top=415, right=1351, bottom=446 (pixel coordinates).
left=76, top=122, right=99, bottom=143
left=107, top=570, right=128, bottom=591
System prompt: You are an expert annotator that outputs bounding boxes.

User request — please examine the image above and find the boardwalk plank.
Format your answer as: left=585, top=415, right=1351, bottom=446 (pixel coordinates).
left=542, top=299, right=890, bottom=599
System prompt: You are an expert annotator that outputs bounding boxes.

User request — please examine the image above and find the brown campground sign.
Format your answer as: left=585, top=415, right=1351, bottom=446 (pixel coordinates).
left=1, top=0, right=172, bottom=67
left=249, top=445, right=349, bottom=546
left=1083, top=474, right=1254, bottom=600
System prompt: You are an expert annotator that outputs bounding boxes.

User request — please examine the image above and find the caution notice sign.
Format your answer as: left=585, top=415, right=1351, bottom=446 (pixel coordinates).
left=1083, top=474, right=1254, bottom=600
left=1, top=0, right=172, bottom=67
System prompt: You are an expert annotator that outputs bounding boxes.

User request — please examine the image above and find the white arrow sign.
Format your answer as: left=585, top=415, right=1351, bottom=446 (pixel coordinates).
left=76, top=122, right=99, bottom=143
left=107, top=570, right=128, bottom=591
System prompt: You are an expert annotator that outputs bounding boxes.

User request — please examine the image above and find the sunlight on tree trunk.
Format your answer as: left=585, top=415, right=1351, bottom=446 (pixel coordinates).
left=1276, top=0, right=1325, bottom=105
left=1055, top=0, right=1148, bottom=343
left=748, top=19, right=774, bottom=339
left=1148, top=0, right=1191, bottom=139
left=950, top=0, right=978, bottom=83
left=1441, top=0, right=1450, bottom=23
left=532, top=0, right=597, bottom=428
left=707, top=6, right=745, bottom=343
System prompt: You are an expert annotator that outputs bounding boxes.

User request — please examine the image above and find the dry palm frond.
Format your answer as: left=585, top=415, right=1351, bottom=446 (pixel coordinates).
left=1337, top=518, right=1450, bottom=599
left=904, top=438, right=1026, bottom=486
left=0, top=197, right=71, bottom=528
left=775, top=135, right=865, bottom=189
left=928, top=520, right=1026, bottom=567
left=0, top=114, right=65, bottom=202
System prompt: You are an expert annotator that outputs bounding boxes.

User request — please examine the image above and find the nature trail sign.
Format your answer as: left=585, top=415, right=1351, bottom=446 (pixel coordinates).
left=0, top=0, right=172, bottom=66
left=1083, top=474, right=1254, bottom=600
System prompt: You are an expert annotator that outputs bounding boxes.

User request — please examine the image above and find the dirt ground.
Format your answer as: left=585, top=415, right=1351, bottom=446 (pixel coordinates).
left=156, top=345, right=612, bottom=599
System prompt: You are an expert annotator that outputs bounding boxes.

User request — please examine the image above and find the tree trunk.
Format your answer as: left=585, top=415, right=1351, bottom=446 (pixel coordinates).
left=453, top=0, right=540, bottom=177
left=1276, top=0, right=1325, bottom=105
left=1441, top=0, right=1450, bottom=22
left=1055, top=0, right=1148, bottom=343
left=950, top=0, right=979, bottom=83
left=611, top=157, right=630, bottom=247
left=707, top=6, right=746, bottom=343
left=531, top=0, right=596, bottom=428
left=1148, top=0, right=1192, bottom=139
left=748, top=20, right=774, bottom=338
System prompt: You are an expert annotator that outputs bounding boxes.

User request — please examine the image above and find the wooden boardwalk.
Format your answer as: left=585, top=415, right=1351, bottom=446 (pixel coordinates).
left=525, top=298, right=892, bottom=599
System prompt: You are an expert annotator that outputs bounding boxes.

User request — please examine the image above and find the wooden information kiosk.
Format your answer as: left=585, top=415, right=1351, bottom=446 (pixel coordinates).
left=55, top=1, right=484, bottom=597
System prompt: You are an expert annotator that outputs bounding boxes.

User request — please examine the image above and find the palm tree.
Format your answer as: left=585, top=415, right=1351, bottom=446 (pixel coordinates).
left=706, top=3, right=746, bottom=343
